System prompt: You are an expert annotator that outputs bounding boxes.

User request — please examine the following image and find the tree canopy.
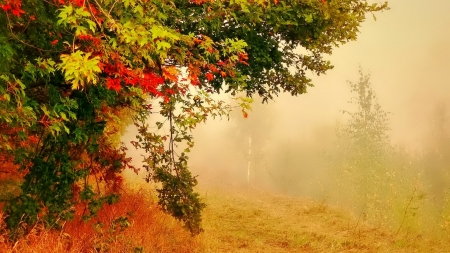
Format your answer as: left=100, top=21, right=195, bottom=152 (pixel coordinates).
left=0, top=0, right=388, bottom=236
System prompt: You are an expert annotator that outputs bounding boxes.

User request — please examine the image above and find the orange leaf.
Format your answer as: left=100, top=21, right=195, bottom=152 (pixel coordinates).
left=242, top=109, right=248, bottom=118
left=162, top=66, right=179, bottom=82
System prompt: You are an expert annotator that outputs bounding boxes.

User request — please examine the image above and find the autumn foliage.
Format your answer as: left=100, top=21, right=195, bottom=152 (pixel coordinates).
left=0, top=0, right=388, bottom=240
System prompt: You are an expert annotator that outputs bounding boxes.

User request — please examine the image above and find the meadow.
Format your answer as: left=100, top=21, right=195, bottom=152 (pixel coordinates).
left=1, top=182, right=448, bottom=253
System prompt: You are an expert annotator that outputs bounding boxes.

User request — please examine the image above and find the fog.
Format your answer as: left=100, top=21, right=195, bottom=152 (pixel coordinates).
left=124, top=0, right=450, bottom=233
left=188, top=0, right=450, bottom=230
left=189, top=1, right=450, bottom=177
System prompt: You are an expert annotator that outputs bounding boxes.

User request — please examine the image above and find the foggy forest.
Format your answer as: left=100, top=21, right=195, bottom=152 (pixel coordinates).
left=1, top=0, right=450, bottom=252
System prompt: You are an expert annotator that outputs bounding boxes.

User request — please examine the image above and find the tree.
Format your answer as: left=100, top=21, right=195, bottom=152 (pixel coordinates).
left=340, top=69, right=390, bottom=162
left=331, top=69, right=391, bottom=205
left=228, top=96, right=275, bottom=186
left=0, top=0, right=388, bottom=236
left=329, top=69, right=426, bottom=229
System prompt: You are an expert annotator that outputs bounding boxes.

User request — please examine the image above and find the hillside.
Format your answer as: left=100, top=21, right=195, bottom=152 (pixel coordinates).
left=197, top=185, right=448, bottom=253
left=0, top=184, right=448, bottom=252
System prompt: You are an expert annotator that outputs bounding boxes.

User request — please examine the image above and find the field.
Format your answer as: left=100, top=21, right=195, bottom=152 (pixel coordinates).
left=198, top=185, right=448, bottom=253
left=0, top=183, right=449, bottom=252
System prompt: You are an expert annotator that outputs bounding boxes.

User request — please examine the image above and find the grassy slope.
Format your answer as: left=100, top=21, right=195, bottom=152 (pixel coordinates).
left=197, top=185, right=449, bottom=253
left=0, top=184, right=448, bottom=252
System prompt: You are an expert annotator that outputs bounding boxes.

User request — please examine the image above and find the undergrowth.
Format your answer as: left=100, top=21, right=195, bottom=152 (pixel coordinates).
left=0, top=187, right=198, bottom=253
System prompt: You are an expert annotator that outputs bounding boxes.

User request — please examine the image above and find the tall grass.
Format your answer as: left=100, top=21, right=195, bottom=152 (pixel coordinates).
left=0, top=187, right=199, bottom=253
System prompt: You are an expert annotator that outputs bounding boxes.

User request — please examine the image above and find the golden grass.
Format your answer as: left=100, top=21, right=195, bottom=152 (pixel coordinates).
left=0, top=183, right=449, bottom=252
left=197, top=184, right=450, bottom=253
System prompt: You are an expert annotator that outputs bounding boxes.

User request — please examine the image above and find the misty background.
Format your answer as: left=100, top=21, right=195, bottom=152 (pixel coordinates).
left=123, top=0, right=450, bottom=234
left=188, top=0, right=450, bottom=183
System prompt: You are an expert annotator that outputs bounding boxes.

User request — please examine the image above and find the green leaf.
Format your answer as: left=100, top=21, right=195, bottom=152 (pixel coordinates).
left=156, top=41, right=171, bottom=51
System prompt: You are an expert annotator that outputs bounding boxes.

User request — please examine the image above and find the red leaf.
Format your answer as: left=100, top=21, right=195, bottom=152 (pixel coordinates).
left=140, top=72, right=164, bottom=95
left=205, top=72, right=214, bottom=81
left=1, top=4, right=12, bottom=11
left=89, top=4, right=99, bottom=16
left=11, top=7, right=25, bottom=17
left=71, top=0, right=84, bottom=7
left=190, top=75, right=200, bottom=86
left=51, top=40, right=59, bottom=46
left=208, top=64, right=219, bottom=73
left=106, top=78, right=122, bottom=92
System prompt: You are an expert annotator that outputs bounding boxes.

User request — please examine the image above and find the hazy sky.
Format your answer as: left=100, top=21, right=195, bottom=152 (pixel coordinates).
left=185, top=0, right=450, bottom=158
left=251, top=0, right=450, bottom=150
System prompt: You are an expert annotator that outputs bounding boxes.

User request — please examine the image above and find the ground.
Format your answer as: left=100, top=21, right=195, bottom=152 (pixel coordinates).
left=197, top=184, right=448, bottom=253
left=0, top=182, right=448, bottom=252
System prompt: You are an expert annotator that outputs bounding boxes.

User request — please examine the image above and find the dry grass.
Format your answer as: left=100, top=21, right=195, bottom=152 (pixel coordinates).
left=0, top=187, right=198, bottom=253
left=0, top=183, right=449, bottom=252
left=197, top=184, right=450, bottom=253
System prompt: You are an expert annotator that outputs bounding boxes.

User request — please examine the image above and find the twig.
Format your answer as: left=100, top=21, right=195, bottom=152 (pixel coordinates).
left=168, top=103, right=179, bottom=177
left=396, top=188, right=417, bottom=236
left=86, top=0, right=102, bottom=29
left=108, top=0, right=120, bottom=16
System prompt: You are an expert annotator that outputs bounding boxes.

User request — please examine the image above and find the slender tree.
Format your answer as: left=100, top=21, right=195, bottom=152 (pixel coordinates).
left=331, top=69, right=391, bottom=208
